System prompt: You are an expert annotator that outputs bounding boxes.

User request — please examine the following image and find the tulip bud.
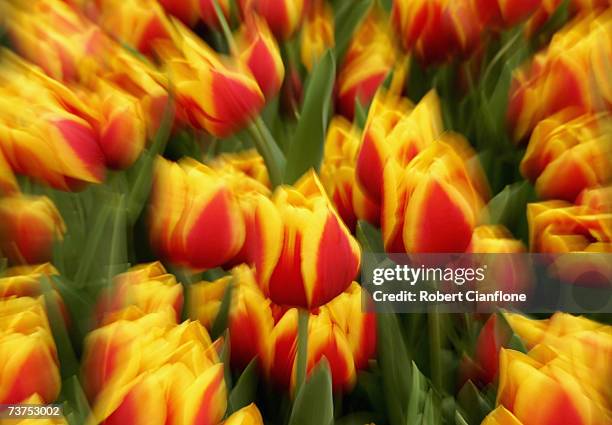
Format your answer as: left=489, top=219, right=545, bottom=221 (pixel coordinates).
left=495, top=347, right=609, bottom=424
left=190, top=266, right=274, bottom=369
left=301, top=0, right=334, bottom=71
left=481, top=406, right=523, bottom=425
left=223, top=404, right=264, bottom=425
left=392, top=0, right=481, bottom=65
left=321, top=117, right=380, bottom=231
left=157, top=22, right=265, bottom=137
left=157, top=0, right=231, bottom=29
left=212, top=149, right=271, bottom=190
left=527, top=200, right=611, bottom=252
left=382, top=138, right=484, bottom=253
left=85, top=0, right=174, bottom=56
left=356, top=91, right=442, bottom=203
left=96, top=262, right=184, bottom=326
left=0, top=196, right=65, bottom=265
left=267, top=282, right=376, bottom=392
left=88, top=80, right=147, bottom=169
left=508, top=11, right=612, bottom=142
left=247, top=0, right=306, bottom=40
left=576, top=185, right=612, bottom=213
left=336, top=12, right=397, bottom=120
left=520, top=110, right=612, bottom=202
left=149, top=157, right=245, bottom=269
left=0, top=297, right=61, bottom=405
left=236, top=17, right=285, bottom=99
left=246, top=171, right=360, bottom=309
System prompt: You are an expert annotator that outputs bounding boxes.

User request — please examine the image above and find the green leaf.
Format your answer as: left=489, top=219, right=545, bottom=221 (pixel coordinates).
left=288, top=360, right=334, bottom=425
left=378, top=313, right=411, bottom=425
left=406, top=362, right=425, bottom=424
left=335, top=412, right=378, bottom=425
left=457, top=380, right=493, bottom=425
left=296, top=309, right=309, bottom=391
left=333, top=0, right=372, bottom=64
left=356, top=220, right=385, bottom=254
left=227, top=359, right=259, bottom=415
left=284, top=50, right=336, bottom=183
left=485, top=181, right=537, bottom=244
left=211, top=276, right=234, bottom=340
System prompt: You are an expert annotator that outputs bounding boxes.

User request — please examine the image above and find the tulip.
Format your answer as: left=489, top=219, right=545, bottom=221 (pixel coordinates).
left=473, top=314, right=514, bottom=384
left=190, top=267, right=375, bottom=392
left=508, top=11, right=612, bottom=142
left=84, top=0, right=173, bottom=56
left=301, top=0, right=334, bottom=71
left=223, top=404, right=264, bottom=425
left=0, top=99, right=106, bottom=190
left=0, top=196, right=65, bottom=265
left=355, top=90, right=440, bottom=203
left=576, top=185, right=612, bottom=213
left=211, top=149, right=271, bottom=190
left=321, top=116, right=380, bottom=231
left=391, top=0, right=481, bottom=65
left=246, top=0, right=306, bottom=40
left=83, top=311, right=232, bottom=425
left=267, top=282, right=376, bottom=391
left=156, top=22, right=265, bottom=137
left=236, top=17, right=285, bottom=99
left=0, top=296, right=61, bottom=405
left=95, top=262, right=184, bottom=325
left=525, top=0, right=612, bottom=37
left=382, top=139, right=484, bottom=253
left=149, top=157, right=245, bottom=269
left=0, top=0, right=108, bottom=82
left=336, top=12, right=397, bottom=120
left=88, top=80, right=147, bottom=169
left=474, top=0, right=540, bottom=29
left=156, top=0, right=231, bottom=28
left=520, top=110, right=612, bottom=202
left=494, top=347, right=609, bottom=425
left=482, top=406, right=524, bottom=425
left=189, top=265, right=274, bottom=369
left=245, top=171, right=360, bottom=309
left=527, top=200, right=611, bottom=252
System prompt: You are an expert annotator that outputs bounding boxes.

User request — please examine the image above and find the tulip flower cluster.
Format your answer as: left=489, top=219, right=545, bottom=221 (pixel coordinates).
left=189, top=265, right=376, bottom=392
left=0, top=266, right=62, bottom=408
left=356, top=90, right=487, bottom=253
left=320, top=117, right=380, bottom=232
left=300, top=0, right=334, bottom=72
left=481, top=312, right=611, bottom=425
left=82, top=307, right=264, bottom=425
left=508, top=10, right=612, bottom=142
left=150, top=156, right=361, bottom=309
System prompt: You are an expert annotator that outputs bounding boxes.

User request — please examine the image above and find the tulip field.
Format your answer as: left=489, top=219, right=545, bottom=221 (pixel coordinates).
left=0, top=0, right=611, bottom=424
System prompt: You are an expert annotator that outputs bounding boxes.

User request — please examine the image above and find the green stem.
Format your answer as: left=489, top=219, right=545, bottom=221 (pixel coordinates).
left=212, top=0, right=237, bottom=55
left=296, top=309, right=309, bottom=391
left=428, top=309, right=442, bottom=391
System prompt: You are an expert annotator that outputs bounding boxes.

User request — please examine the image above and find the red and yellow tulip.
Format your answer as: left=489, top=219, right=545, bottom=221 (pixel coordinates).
left=190, top=266, right=376, bottom=392
left=243, top=171, right=360, bottom=309
left=149, top=157, right=245, bottom=269
left=527, top=199, right=612, bottom=253
left=0, top=295, right=61, bottom=405
left=382, top=139, right=484, bottom=253
left=336, top=11, right=397, bottom=120
left=520, top=110, right=612, bottom=202
left=156, top=22, right=265, bottom=137
left=0, top=196, right=65, bottom=265
left=245, top=0, right=306, bottom=40
left=95, top=262, right=184, bottom=325
left=157, top=0, right=230, bottom=28
left=356, top=90, right=451, bottom=203
left=508, top=10, right=612, bottom=142
left=474, top=0, right=540, bottom=29
left=236, top=16, right=285, bottom=99
left=301, top=0, right=335, bottom=71
left=392, top=0, right=481, bottom=65
left=321, top=116, right=380, bottom=232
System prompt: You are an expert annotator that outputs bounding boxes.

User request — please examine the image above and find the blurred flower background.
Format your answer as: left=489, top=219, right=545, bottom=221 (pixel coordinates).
left=0, top=0, right=610, bottom=424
